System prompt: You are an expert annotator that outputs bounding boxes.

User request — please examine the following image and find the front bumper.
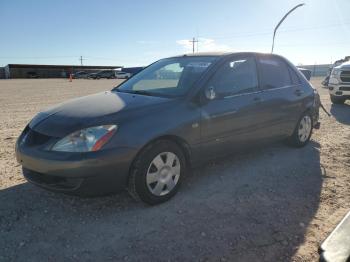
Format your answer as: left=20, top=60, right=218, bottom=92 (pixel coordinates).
left=328, top=82, right=350, bottom=97
left=16, top=142, right=138, bottom=196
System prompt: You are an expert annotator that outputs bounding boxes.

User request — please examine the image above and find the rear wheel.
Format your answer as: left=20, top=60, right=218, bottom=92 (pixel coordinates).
left=128, top=140, right=186, bottom=205
left=330, top=95, right=345, bottom=104
left=288, top=112, right=313, bottom=148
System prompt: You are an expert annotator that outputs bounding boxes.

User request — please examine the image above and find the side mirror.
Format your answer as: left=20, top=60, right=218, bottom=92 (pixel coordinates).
left=205, top=86, right=216, bottom=100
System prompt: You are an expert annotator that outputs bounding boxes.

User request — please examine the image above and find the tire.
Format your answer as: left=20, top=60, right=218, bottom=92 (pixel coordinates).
left=330, top=95, right=345, bottom=104
left=288, top=111, right=313, bottom=148
left=128, top=140, right=186, bottom=205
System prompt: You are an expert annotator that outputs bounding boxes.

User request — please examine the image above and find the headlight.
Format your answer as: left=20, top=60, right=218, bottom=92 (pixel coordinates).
left=331, top=68, right=341, bottom=77
left=52, top=125, right=117, bottom=152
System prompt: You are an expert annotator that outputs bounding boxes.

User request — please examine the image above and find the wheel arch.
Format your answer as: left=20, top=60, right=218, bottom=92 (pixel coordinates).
left=301, top=92, right=319, bottom=125
left=298, top=107, right=314, bottom=126
left=149, top=135, right=192, bottom=164
left=127, top=135, right=192, bottom=183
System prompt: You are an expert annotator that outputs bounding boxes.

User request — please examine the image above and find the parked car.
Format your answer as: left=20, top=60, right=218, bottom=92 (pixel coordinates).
left=72, top=71, right=89, bottom=79
left=328, top=61, right=350, bottom=104
left=115, top=71, right=132, bottom=79
left=88, top=70, right=116, bottom=79
left=26, top=72, right=39, bottom=78
left=297, top=68, right=312, bottom=81
left=87, top=72, right=98, bottom=79
left=16, top=52, right=320, bottom=205
left=322, top=56, right=350, bottom=87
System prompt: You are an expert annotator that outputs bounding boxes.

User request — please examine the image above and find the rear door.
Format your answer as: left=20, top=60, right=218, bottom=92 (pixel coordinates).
left=256, top=55, right=305, bottom=138
left=200, top=54, right=267, bottom=158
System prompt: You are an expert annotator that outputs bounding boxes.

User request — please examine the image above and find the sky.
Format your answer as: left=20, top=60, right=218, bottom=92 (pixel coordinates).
left=0, top=0, right=349, bottom=67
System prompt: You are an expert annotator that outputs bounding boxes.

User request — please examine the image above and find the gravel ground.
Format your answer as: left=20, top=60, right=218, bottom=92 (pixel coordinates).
left=0, top=78, right=349, bottom=262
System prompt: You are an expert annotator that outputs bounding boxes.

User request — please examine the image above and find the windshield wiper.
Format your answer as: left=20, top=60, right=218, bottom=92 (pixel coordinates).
left=130, top=90, right=155, bottom=96
left=115, top=89, right=158, bottom=97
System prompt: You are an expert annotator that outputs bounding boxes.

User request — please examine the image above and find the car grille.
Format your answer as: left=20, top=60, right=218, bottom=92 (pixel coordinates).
left=21, top=127, right=53, bottom=146
left=339, top=86, right=350, bottom=91
left=23, top=168, right=82, bottom=190
left=340, top=71, right=350, bottom=83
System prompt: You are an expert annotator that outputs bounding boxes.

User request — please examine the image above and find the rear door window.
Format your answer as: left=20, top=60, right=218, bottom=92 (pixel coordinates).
left=288, top=67, right=301, bottom=85
left=258, top=56, right=292, bottom=90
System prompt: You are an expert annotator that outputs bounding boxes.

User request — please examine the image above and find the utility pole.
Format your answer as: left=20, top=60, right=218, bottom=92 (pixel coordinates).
left=79, top=56, right=84, bottom=66
left=271, top=3, right=305, bottom=53
left=313, top=61, right=317, bottom=77
left=189, top=37, right=199, bottom=54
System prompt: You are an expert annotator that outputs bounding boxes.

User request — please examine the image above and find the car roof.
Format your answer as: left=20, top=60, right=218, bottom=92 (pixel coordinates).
left=172, top=52, right=230, bottom=57
left=169, top=52, right=285, bottom=60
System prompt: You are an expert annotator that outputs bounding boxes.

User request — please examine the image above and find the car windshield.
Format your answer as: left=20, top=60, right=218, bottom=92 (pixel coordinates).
left=114, top=56, right=217, bottom=97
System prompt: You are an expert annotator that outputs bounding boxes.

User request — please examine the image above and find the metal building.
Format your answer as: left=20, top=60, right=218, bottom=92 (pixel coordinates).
left=3, top=64, right=122, bottom=79
left=298, top=64, right=331, bottom=77
left=0, top=67, right=5, bottom=79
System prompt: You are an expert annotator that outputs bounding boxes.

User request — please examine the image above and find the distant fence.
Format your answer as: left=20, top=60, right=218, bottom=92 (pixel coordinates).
left=298, top=64, right=331, bottom=77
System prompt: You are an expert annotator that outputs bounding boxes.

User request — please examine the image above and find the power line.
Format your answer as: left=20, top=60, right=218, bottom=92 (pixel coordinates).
left=272, top=41, right=349, bottom=47
left=0, top=56, right=77, bottom=59
left=1, top=19, right=349, bottom=65
left=0, top=55, right=123, bottom=64
left=198, top=21, right=350, bottom=41
left=84, top=56, right=118, bottom=61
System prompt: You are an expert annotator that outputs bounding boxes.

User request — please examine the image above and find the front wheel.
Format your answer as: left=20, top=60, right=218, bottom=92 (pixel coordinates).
left=128, top=140, right=186, bottom=205
left=288, top=112, right=313, bottom=148
left=330, top=95, right=345, bottom=104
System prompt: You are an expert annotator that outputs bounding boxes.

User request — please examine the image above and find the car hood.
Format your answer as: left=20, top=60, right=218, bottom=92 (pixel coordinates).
left=341, top=62, right=350, bottom=69
left=29, top=91, right=171, bottom=137
left=335, top=61, right=350, bottom=70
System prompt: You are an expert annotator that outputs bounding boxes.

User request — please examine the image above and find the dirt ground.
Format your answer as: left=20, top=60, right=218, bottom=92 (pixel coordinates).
left=0, top=78, right=349, bottom=262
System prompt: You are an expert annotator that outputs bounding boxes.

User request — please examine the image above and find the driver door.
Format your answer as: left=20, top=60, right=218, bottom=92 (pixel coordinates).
left=199, top=54, right=266, bottom=159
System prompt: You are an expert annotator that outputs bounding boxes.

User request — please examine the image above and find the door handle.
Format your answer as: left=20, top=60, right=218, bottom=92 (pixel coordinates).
left=295, top=89, right=304, bottom=96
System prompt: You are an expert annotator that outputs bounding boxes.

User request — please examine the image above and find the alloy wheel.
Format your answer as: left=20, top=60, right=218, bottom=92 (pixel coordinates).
left=298, top=115, right=312, bottom=142
left=146, top=152, right=181, bottom=196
